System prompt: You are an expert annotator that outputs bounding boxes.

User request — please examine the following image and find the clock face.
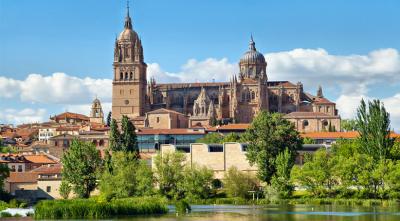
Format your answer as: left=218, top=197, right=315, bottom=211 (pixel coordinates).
left=125, top=100, right=129, bottom=105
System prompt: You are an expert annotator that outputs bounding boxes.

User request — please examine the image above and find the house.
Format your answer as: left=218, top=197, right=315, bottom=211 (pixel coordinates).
left=144, top=108, right=189, bottom=129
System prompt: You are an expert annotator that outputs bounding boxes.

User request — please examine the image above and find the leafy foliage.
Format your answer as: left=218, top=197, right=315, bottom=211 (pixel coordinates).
left=271, top=148, right=295, bottom=198
left=357, top=99, right=394, bottom=161
left=109, top=119, right=121, bottom=152
left=179, top=165, right=214, bottom=199
left=223, top=167, right=258, bottom=199
left=59, top=181, right=71, bottom=199
left=121, top=115, right=139, bottom=154
left=61, top=140, right=101, bottom=198
left=153, top=152, right=186, bottom=199
left=341, top=119, right=358, bottom=131
left=0, top=164, right=9, bottom=192
left=106, top=111, right=112, bottom=127
left=242, top=111, right=302, bottom=183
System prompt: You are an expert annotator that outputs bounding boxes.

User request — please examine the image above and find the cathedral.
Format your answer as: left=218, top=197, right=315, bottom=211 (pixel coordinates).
left=112, top=6, right=341, bottom=132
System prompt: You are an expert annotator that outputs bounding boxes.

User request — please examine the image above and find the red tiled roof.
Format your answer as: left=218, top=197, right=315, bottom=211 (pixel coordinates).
left=32, top=164, right=62, bottom=174
left=7, top=172, right=38, bottom=183
left=284, top=112, right=337, bottom=118
left=137, top=128, right=206, bottom=135
left=55, top=126, right=80, bottom=131
left=217, top=123, right=250, bottom=131
left=313, top=97, right=335, bottom=105
left=24, top=155, right=56, bottom=164
left=51, top=112, right=89, bottom=121
left=146, top=108, right=187, bottom=116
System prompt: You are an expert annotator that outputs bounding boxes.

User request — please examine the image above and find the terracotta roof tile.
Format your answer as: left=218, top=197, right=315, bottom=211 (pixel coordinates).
left=216, top=123, right=250, bottom=131
left=313, top=97, right=335, bottom=104
left=7, top=172, right=38, bottom=183
left=32, top=164, right=62, bottom=174
left=137, top=128, right=205, bottom=135
left=24, top=155, right=56, bottom=164
left=146, top=108, right=187, bottom=116
left=51, top=112, right=89, bottom=121
left=284, top=112, right=337, bottom=118
left=156, top=82, right=229, bottom=89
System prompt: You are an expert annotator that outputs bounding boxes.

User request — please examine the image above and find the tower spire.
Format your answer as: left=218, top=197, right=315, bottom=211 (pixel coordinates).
left=249, top=34, right=256, bottom=51
left=124, top=0, right=132, bottom=29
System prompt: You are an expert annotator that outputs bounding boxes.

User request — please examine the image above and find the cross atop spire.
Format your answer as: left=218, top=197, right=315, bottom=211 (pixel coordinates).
left=124, top=0, right=132, bottom=29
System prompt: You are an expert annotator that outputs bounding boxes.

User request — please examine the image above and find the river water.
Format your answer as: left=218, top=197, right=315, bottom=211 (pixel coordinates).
left=6, top=204, right=400, bottom=220
left=112, top=205, right=400, bottom=221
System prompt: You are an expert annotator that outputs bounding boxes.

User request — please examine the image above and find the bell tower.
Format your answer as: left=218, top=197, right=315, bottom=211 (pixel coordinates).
left=112, top=3, right=148, bottom=121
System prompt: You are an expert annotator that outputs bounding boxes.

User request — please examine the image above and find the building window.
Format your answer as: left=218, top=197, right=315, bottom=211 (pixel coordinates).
left=302, top=120, right=309, bottom=129
left=46, top=186, right=51, bottom=192
left=241, top=144, right=248, bottom=152
left=120, top=72, right=123, bottom=80
left=156, top=117, right=160, bottom=123
left=17, top=165, right=22, bottom=172
left=251, top=91, right=255, bottom=100
left=11, top=165, right=15, bottom=172
left=327, top=106, right=330, bottom=113
left=209, top=145, right=223, bottom=152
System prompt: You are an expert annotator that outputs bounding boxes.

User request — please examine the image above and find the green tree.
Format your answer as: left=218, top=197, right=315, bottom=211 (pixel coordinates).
left=180, top=165, right=214, bottom=199
left=291, top=149, right=335, bottom=197
left=99, top=151, right=138, bottom=198
left=109, top=119, right=121, bottom=152
left=357, top=99, right=394, bottom=161
left=59, top=181, right=71, bottom=199
left=222, top=132, right=241, bottom=143
left=121, top=115, right=139, bottom=155
left=196, top=133, right=223, bottom=144
left=303, top=137, right=315, bottom=144
left=341, top=119, right=358, bottom=131
left=242, top=111, right=302, bottom=183
left=153, top=151, right=186, bottom=199
left=270, top=148, right=294, bottom=198
left=106, top=111, right=112, bottom=127
left=135, top=160, right=154, bottom=196
left=0, top=164, right=9, bottom=192
left=223, top=166, right=258, bottom=199
left=62, top=140, right=101, bottom=198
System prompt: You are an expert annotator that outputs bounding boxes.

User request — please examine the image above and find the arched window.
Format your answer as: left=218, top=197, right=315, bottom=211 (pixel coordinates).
left=302, top=120, right=309, bottom=129
left=125, top=72, right=128, bottom=80
left=120, top=72, right=123, bottom=80
left=246, top=91, right=251, bottom=101
left=130, top=72, right=133, bottom=80
left=99, top=140, right=104, bottom=147
left=251, top=91, right=255, bottom=100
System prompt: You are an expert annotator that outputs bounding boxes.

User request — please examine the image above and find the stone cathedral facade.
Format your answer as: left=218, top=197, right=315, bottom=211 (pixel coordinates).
left=112, top=8, right=341, bottom=132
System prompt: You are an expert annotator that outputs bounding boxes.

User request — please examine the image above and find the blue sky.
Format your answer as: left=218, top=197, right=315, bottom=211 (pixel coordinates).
left=0, top=0, right=399, bottom=130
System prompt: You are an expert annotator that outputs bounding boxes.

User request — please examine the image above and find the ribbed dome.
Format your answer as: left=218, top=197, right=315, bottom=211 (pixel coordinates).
left=239, top=38, right=266, bottom=64
left=118, top=28, right=138, bottom=42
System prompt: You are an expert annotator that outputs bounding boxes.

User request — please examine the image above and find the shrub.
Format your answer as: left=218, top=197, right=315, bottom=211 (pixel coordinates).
left=175, top=200, right=191, bottom=214
left=0, top=200, right=8, bottom=211
left=0, top=211, right=12, bottom=217
left=34, top=197, right=168, bottom=219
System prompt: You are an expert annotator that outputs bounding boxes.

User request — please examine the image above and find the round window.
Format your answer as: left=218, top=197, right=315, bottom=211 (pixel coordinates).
left=124, top=100, right=129, bottom=105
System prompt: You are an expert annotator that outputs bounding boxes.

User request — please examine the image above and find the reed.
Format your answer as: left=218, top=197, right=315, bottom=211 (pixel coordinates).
left=34, top=197, right=168, bottom=219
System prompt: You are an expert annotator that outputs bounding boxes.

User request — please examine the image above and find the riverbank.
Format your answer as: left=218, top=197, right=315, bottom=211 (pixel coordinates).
left=184, top=197, right=400, bottom=207
left=34, top=197, right=168, bottom=219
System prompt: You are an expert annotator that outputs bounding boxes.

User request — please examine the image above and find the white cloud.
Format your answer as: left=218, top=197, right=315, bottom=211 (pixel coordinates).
left=0, top=73, right=112, bottom=104
left=147, top=58, right=237, bottom=83
left=266, top=48, right=400, bottom=95
left=0, top=48, right=399, bottom=130
left=336, top=93, right=400, bottom=131
left=65, top=102, right=112, bottom=117
left=0, top=108, right=47, bottom=125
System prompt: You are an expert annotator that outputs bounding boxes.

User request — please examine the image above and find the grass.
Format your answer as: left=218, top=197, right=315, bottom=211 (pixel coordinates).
left=34, top=196, right=168, bottom=219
